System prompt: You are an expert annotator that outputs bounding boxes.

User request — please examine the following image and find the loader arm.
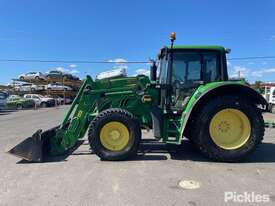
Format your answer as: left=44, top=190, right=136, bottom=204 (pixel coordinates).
left=50, top=75, right=99, bottom=155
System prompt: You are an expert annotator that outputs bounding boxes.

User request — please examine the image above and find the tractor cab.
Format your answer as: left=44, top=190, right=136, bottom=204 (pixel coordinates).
left=152, top=40, right=229, bottom=112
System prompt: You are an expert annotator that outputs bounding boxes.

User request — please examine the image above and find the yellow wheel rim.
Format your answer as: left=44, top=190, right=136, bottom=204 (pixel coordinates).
left=209, top=109, right=251, bottom=150
left=100, top=121, right=130, bottom=151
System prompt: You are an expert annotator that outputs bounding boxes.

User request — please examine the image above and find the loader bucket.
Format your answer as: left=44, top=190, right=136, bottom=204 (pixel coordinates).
left=8, top=126, right=59, bottom=162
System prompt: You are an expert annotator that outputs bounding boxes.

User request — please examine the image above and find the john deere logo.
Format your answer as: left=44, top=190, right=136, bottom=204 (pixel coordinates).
left=77, top=110, right=83, bottom=118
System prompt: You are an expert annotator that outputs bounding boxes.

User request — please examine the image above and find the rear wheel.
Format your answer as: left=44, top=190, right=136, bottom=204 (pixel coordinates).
left=16, top=104, right=23, bottom=110
left=40, top=102, right=48, bottom=108
left=271, top=105, right=275, bottom=114
left=88, top=108, right=141, bottom=161
left=191, top=96, right=264, bottom=162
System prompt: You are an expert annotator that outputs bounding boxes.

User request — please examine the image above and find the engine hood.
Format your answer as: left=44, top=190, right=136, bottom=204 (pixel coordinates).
left=93, top=75, right=151, bottom=91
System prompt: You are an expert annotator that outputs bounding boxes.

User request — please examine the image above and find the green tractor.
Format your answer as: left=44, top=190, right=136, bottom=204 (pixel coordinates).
left=9, top=33, right=268, bottom=162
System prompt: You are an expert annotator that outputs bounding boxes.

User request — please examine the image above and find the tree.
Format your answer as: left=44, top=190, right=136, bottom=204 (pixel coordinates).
left=252, top=81, right=264, bottom=94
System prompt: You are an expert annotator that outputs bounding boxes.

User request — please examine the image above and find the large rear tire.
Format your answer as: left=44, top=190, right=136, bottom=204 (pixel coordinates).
left=191, top=95, right=264, bottom=162
left=88, top=108, right=141, bottom=161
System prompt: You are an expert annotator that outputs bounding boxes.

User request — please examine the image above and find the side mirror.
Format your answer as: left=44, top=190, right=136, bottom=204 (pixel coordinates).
left=150, top=61, right=157, bottom=81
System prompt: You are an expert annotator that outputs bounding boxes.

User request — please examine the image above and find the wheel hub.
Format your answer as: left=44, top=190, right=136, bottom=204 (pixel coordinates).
left=217, top=121, right=230, bottom=133
left=209, top=109, right=251, bottom=150
left=109, top=130, right=120, bottom=140
left=100, top=121, right=130, bottom=151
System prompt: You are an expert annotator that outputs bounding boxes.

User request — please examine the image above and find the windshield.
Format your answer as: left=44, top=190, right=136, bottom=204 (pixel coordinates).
left=8, top=95, right=20, bottom=100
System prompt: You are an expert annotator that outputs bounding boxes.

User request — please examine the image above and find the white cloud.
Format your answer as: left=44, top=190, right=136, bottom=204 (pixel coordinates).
left=248, top=62, right=254, bottom=65
left=250, top=67, right=275, bottom=77
left=56, top=67, right=66, bottom=73
left=229, top=63, right=275, bottom=80
left=262, top=62, right=267, bottom=65
left=229, top=65, right=250, bottom=78
left=265, top=68, right=275, bottom=72
left=70, top=69, right=79, bottom=74
left=108, top=58, right=127, bottom=64
left=108, top=58, right=128, bottom=70
left=135, top=68, right=150, bottom=76
left=269, top=35, right=275, bottom=40
left=250, top=71, right=263, bottom=77
left=54, top=66, right=79, bottom=74
left=69, top=64, right=77, bottom=68
left=227, top=61, right=231, bottom=67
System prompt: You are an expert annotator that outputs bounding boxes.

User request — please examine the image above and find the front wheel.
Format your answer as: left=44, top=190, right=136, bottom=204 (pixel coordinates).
left=88, top=108, right=141, bottom=161
left=271, top=105, right=275, bottom=114
left=191, top=95, right=264, bottom=162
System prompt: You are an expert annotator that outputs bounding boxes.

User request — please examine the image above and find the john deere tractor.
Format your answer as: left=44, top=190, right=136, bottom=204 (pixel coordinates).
left=9, top=33, right=268, bottom=162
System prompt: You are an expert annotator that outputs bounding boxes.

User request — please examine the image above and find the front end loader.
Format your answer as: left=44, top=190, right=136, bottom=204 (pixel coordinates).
left=9, top=33, right=268, bottom=162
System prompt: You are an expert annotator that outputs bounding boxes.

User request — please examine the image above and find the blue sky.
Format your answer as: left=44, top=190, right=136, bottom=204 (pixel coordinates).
left=0, top=0, right=274, bottom=84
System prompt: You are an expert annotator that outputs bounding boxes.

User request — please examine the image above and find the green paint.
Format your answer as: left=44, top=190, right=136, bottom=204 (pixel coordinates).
left=169, top=45, right=225, bottom=52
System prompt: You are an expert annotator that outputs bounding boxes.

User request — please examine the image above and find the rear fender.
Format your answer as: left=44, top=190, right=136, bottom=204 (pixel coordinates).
left=179, top=81, right=268, bottom=139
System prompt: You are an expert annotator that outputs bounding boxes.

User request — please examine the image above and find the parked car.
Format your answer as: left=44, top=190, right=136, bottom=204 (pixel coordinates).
left=46, top=70, right=63, bottom=79
left=47, top=70, right=79, bottom=81
left=64, top=97, right=73, bottom=104
left=7, top=81, right=23, bottom=87
left=14, top=83, right=45, bottom=92
left=31, top=84, right=45, bottom=91
left=6, top=95, right=35, bottom=110
left=56, top=96, right=73, bottom=105
left=18, top=72, right=46, bottom=80
left=47, top=83, right=72, bottom=91
left=0, top=91, right=8, bottom=110
left=24, top=94, right=55, bottom=108
left=63, top=73, right=79, bottom=81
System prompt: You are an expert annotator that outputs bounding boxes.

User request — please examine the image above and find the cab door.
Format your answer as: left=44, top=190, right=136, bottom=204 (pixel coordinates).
left=170, top=52, right=202, bottom=110
left=170, top=51, right=220, bottom=111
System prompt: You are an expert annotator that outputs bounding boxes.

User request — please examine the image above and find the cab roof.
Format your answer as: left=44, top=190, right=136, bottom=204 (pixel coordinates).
left=166, top=45, right=225, bottom=52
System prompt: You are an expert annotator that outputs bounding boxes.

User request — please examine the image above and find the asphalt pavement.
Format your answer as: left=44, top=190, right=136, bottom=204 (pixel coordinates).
left=0, top=106, right=275, bottom=206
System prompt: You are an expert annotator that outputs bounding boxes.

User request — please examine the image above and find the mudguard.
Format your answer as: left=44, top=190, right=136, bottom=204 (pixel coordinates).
left=179, top=81, right=268, bottom=140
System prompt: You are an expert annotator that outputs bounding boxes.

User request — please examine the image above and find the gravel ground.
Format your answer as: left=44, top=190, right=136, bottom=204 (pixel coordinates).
left=0, top=106, right=275, bottom=206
